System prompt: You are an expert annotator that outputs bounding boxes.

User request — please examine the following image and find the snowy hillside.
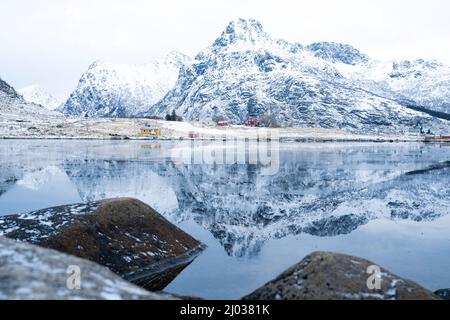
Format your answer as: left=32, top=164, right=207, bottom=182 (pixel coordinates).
left=18, top=85, right=63, bottom=110
left=0, top=78, right=60, bottom=118
left=0, top=77, right=64, bottom=137
left=336, top=58, right=450, bottom=113
left=306, top=42, right=369, bottom=65
left=60, top=51, right=191, bottom=117
left=146, top=18, right=450, bottom=134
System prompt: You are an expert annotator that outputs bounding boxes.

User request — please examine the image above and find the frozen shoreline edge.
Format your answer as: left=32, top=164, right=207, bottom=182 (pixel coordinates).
left=0, top=136, right=427, bottom=143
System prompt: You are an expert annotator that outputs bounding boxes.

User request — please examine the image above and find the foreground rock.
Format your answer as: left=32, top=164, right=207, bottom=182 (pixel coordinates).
left=243, top=252, right=440, bottom=300
left=0, top=236, right=176, bottom=300
left=434, top=289, right=450, bottom=300
left=0, top=198, right=205, bottom=291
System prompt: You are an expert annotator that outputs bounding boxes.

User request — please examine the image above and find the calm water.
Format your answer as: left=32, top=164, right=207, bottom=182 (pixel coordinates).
left=0, top=140, right=449, bottom=299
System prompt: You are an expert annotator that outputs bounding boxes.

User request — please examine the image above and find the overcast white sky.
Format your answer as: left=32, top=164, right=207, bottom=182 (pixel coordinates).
left=1, top=0, right=449, bottom=99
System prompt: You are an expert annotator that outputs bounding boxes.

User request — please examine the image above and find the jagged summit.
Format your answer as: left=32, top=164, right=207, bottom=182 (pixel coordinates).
left=0, top=77, right=61, bottom=123
left=306, top=42, right=369, bottom=65
left=87, top=60, right=105, bottom=70
left=60, top=51, right=191, bottom=117
left=86, top=52, right=190, bottom=71
left=18, top=84, right=62, bottom=110
left=0, top=77, right=20, bottom=99
left=210, top=18, right=272, bottom=52
left=390, top=58, right=444, bottom=79
left=165, top=50, right=191, bottom=65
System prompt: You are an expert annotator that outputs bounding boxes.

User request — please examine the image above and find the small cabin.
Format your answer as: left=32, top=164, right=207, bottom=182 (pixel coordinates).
left=140, top=127, right=160, bottom=136
left=246, top=118, right=259, bottom=127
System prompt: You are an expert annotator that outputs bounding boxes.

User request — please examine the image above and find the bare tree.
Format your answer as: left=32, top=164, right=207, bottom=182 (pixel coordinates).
left=258, top=114, right=279, bottom=128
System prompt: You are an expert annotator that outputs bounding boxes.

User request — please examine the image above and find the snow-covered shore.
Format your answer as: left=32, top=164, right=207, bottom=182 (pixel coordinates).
left=0, top=117, right=427, bottom=142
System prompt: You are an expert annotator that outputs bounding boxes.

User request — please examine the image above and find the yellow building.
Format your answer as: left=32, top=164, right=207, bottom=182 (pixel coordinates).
left=140, top=127, right=161, bottom=136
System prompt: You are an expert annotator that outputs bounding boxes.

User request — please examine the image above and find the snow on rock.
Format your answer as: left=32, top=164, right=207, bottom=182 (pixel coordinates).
left=242, top=252, right=440, bottom=300
left=0, top=197, right=205, bottom=291
left=60, top=51, right=191, bottom=117
left=18, top=84, right=63, bottom=110
left=306, top=42, right=369, bottom=65
left=0, top=236, right=176, bottom=300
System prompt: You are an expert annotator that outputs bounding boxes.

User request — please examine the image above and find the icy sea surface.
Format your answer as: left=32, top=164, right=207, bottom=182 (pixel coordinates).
left=0, top=140, right=449, bottom=299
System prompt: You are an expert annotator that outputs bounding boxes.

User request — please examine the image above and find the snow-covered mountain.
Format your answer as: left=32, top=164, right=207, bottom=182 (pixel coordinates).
left=336, top=58, right=450, bottom=114
left=18, top=85, right=63, bottom=110
left=11, top=18, right=449, bottom=134
left=60, top=51, right=191, bottom=117
left=145, top=18, right=450, bottom=134
left=0, top=77, right=59, bottom=117
left=306, top=42, right=369, bottom=65
left=0, top=77, right=63, bottom=137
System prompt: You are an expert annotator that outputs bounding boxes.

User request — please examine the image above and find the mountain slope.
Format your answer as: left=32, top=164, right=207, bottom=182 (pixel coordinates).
left=0, top=77, right=63, bottom=137
left=146, top=19, right=450, bottom=134
left=306, top=42, right=369, bottom=65
left=335, top=58, right=450, bottom=114
left=60, top=51, right=191, bottom=117
left=0, top=78, right=59, bottom=117
left=18, top=85, right=63, bottom=110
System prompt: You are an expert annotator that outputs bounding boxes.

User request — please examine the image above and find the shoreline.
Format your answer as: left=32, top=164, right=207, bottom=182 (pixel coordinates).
left=1, top=118, right=431, bottom=143
left=0, top=135, right=427, bottom=143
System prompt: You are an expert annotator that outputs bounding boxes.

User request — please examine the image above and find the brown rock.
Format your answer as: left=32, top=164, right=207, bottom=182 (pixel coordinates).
left=0, top=198, right=205, bottom=291
left=243, top=252, right=440, bottom=300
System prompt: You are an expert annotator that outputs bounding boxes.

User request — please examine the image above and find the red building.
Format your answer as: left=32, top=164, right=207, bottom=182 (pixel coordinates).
left=217, top=121, right=229, bottom=128
left=246, top=118, right=258, bottom=127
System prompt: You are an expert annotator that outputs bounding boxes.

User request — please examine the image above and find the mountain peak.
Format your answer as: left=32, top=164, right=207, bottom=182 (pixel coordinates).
left=61, top=52, right=189, bottom=117
left=18, top=84, right=62, bottom=110
left=0, top=77, right=20, bottom=99
left=212, top=18, right=271, bottom=49
left=87, top=60, right=107, bottom=70
left=226, top=18, right=264, bottom=35
left=164, top=51, right=191, bottom=66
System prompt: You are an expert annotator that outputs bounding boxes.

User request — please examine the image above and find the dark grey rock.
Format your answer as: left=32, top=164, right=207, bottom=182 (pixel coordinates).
left=434, top=289, right=450, bottom=300
left=0, top=78, right=20, bottom=99
left=0, top=236, right=177, bottom=300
